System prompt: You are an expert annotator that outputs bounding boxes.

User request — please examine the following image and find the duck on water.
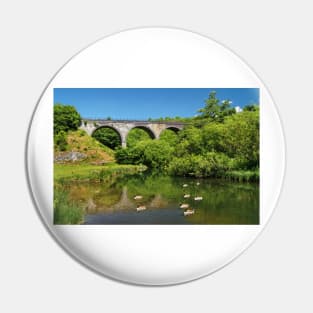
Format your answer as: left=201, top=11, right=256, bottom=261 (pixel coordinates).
left=184, top=209, right=195, bottom=216
left=134, top=195, right=143, bottom=200
left=194, top=196, right=203, bottom=201
left=136, top=205, right=146, bottom=212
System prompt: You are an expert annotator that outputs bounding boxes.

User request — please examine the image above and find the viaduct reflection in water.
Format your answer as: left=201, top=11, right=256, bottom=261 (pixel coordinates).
left=83, top=186, right=169, bottom=214
left=64, top=173, right=259, bottom=225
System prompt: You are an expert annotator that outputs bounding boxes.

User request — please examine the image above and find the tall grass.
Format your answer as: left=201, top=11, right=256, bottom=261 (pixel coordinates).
left=223, top=170, right=259, bottom=182
left=54, top=188, right=84, bottom=224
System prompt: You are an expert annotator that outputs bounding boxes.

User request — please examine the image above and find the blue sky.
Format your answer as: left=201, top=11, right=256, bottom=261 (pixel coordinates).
left=54, top=88, right=259, bottom=119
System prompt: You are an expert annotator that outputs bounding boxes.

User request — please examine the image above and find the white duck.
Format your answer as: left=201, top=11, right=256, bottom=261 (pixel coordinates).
left=183, top=194, right=190, bottom=198
left=184, top=209, right=195, bottom=216
left=180, top=203, right=189, bottom=209
left=136, top=205, right=146, bottom=212
left=134, top=195, right=143, bottom=200
left=182, top=184, right=188, bottom=188
left=194, top=196, right=203, bottom=201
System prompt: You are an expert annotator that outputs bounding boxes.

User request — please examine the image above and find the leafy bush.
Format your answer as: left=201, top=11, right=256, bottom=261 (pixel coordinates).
left=175, top=126, right=204, bottom=156
left=78, top=130, right=85, bottom=137
left=168, top=152, right=233, bottom=178
left=127, top=128, right=152, bottom=148
left=115, top=146, right=143, bottom=164
left=116, top=140, right=174, bottom=170
left=142, top=140, right=174, bottom=169
left=92, top=127, right=121, bottom=149
left=54, top=130, right=67, bottom=151
left=159, top=129, right=179, bottom=146
left=218, top=110, right=259, bottom=169
left=54, top=104, right=81, bottom=134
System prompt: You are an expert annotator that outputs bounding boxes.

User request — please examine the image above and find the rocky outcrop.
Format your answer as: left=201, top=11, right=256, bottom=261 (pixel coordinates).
left=54, top=151, right=87, bottom=163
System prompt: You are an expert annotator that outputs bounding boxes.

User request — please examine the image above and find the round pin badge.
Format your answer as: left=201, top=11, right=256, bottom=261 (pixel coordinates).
left=27, top=28, right=285, bottom=285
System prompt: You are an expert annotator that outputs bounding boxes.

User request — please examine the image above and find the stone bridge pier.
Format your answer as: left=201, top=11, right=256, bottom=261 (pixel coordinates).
left=80, top=119, right=185, bottom=148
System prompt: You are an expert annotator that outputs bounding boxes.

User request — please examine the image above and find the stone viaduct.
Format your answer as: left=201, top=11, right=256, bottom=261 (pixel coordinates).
left=80, top=119, right=186, bottom=148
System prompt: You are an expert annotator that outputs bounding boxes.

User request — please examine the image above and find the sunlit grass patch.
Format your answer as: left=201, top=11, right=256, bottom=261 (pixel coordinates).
left=54, top=163, right=147, bottom=182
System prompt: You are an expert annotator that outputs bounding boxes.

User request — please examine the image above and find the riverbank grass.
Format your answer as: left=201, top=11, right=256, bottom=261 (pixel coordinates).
left=54, top=163, right=147, bottom=182
left=224, top=170, right=259, bottom=182
left=54, top=188, right=84, bottom=224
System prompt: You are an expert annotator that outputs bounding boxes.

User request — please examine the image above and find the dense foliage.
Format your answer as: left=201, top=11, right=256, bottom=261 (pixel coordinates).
left=197, top=90, right=235, bottom=122
left=92, top=127, right=121, bottom=149
left=159, top=129, right=179, bottom=146
left=127, top=128, right=152, bottom=147
left=54, top=104, right=81, bottom=134
left=54, top=130, right=67, bottom=151
left=54, top=104, right=81, bottom=151
left=115, top=91, right=259, bottom=180
left=116, top=140, right=174, bottom=169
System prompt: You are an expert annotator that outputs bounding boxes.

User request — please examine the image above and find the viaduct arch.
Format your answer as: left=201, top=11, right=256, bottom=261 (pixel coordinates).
left=80, top=119, right=185, bottom=148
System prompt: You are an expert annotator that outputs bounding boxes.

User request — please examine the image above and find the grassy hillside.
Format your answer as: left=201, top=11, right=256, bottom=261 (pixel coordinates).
left=54, top=129, right=115, bottom=164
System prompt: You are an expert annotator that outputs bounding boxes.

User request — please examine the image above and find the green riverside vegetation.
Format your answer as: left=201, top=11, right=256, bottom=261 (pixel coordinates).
left=115, top=91, right=259, bottom=180
left=54, top=188, right=84, bottom=224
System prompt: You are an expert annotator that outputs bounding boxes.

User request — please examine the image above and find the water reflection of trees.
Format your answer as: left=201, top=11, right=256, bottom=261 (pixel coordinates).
left=65, top=173, right=259, bottom=224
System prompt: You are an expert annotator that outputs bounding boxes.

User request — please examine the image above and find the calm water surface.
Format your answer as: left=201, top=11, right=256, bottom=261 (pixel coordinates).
left=65, top=172, right=259, bottom=225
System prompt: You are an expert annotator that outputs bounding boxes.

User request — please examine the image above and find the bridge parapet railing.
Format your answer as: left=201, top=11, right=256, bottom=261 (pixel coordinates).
left=82, top=118, right=187, bottom=125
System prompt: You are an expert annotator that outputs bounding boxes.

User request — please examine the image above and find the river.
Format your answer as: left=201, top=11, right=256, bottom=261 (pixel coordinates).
left=62, top=171, right=259, bottom=225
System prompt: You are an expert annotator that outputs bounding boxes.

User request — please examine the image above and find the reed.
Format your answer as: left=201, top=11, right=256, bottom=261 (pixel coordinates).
left=53, top=188, right=84, bottom=224
left=223, top=170, right=259, bottom=182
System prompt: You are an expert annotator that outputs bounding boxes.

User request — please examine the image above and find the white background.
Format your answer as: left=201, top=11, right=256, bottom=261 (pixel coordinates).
left=0, top=1, right=311, bottom=312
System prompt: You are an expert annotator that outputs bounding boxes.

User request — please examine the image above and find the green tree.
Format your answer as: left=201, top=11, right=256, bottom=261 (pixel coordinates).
left=142, top=140, right=174, bottom=169
left=201, top=122, right=225, bottom=152
left=175, top=126, right=203, bottom=156
left=115, top=146, right=143, bottom=164
left=127, top=128, right=152, bottom=148
left=243, top=104, right=258, bottom=111
left=219, top=110, right=259, bottom=169
left=167, top=105, right=259, bottom=177
left=116, top=140, right=174, bottom=169
left=54, top=104, right=81, bottom=134
left=197, top=91, right=235, bottom=122
left=168, top=152, right=232, bottom=178
left=92, top=127, right=121, bottom=149
left=159, top=129, right=179, bottom=146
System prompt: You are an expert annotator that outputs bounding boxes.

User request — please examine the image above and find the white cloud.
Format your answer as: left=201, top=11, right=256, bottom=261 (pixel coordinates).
left=235, top=106, right=242, bottom=113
